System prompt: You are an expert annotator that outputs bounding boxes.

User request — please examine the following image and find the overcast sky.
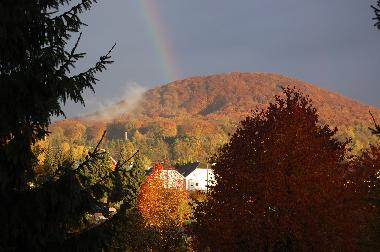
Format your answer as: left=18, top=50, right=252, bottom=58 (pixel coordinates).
left=61, top=0, right=380, bottom=117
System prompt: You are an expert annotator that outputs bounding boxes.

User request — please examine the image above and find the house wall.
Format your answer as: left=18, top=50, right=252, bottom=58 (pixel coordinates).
left=159, top=169, right=185, bottom=189
left=186, top=168, right=215, bottom=191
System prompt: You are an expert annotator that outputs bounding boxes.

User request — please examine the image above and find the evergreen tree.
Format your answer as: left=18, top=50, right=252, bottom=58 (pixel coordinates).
left=372, top=1, right=380, bottom=30
left=59, top=151, right=150, bottom=251
left=0, top=0, right=114, bottom=190
left=0, top=1, right=148, bottom=250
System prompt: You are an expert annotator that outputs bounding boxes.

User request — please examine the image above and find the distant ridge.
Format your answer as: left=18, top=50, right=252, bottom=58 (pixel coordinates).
left=54, top=72, right=380, bottom=162
left=92, top=72, right=377, bottom=128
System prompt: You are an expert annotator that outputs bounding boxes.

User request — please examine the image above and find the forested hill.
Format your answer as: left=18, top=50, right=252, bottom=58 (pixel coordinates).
left=52, top=72, right=380, bottom=162
left=89, top=72, right=380, bottom=127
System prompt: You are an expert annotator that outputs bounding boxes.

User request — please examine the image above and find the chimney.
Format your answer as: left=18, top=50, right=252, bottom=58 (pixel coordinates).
left=124, top=131, right=128, bottom=141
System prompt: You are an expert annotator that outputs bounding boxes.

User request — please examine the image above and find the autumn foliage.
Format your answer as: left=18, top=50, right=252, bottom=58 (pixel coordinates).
left=137, top=163, right=188, bottom=229
left=193, top=87, right=372, bottom=251
left=50, top=73, right=380, bottom=165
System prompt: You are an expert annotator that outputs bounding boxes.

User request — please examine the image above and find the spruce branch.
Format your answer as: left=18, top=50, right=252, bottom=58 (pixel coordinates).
left=49, top=130, right=107, bottom=180
left=58, top=32, right=83, bottom=74
left=371, top=1, right=380, bottom=29
left=75, top=130, right=107, bottom=172
left=70, top=42, right=116, bottom=81
left=58, top=43, right=116, bottom=105
left=53, top=0, right=96, bottom=22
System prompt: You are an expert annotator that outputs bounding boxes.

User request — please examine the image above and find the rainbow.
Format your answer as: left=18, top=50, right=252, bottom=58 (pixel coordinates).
left=139, top=0, right=181, bottom=82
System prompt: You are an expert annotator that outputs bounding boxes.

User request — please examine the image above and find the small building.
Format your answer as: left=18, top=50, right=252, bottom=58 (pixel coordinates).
left=145, top=164, right=185, bottom=190
left=176, top=162, right=215, bottom=191
left=159, top=166, right=185, bottom=189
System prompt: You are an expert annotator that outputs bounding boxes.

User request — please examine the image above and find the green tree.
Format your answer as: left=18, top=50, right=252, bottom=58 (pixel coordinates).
left=0, top=0, right=114, bottom=190
left=0, top=1, right=149, bottom=250
left=46, top=150, right=149, bottom=251
left=173, top=136, right=203, bottom=164
left=136, top=136, right=171, bottom=162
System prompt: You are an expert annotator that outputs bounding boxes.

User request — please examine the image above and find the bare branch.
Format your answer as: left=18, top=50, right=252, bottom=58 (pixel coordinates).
left=368, top=110, right=380, bottom=136
left=74, top=130, right=106, bottom=171
left=115, top=150, right=140, bottom=171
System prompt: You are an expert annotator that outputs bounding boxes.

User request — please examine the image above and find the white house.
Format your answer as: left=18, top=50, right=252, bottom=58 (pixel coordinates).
left=176, top=162, right=215, bottom=191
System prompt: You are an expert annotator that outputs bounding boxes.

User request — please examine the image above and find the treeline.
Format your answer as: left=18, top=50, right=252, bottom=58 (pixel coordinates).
left=48, top=111, right=377, bottom=167
left=48, top=116, right=233, bottom=165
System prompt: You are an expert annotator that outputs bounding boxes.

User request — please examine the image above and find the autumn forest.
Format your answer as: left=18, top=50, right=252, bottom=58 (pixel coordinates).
left=2, top=1, right=380, bottom=251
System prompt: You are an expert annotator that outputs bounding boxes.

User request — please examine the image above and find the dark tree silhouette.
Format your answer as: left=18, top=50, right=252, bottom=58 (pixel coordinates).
left=372, top=1, right=380, bottom=29
left=0, top=1, right=150, bottom=250
left=354, top=145, right=380, bottom=250
left=369, top=3, right=380, bottom=135
left=0, top=0, right=114, bottom=191
left=193, top=88, right=372, bottom=251
left=369, top=111, right=380, bottom=137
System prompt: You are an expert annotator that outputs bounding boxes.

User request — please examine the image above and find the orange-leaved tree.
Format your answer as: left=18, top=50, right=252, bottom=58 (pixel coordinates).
left=193, top=87, right=372, bottom=251
left=137, top=162, right=188, bottom=229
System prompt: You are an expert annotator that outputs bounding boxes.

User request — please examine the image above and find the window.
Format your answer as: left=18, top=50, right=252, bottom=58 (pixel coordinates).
left=195, top=183, right=199, bottom=186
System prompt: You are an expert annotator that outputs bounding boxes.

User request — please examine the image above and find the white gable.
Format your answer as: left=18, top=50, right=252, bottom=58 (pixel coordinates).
left=159, top=169, right=185, bottom=189
left=185, top=168, right=215, bottom=191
